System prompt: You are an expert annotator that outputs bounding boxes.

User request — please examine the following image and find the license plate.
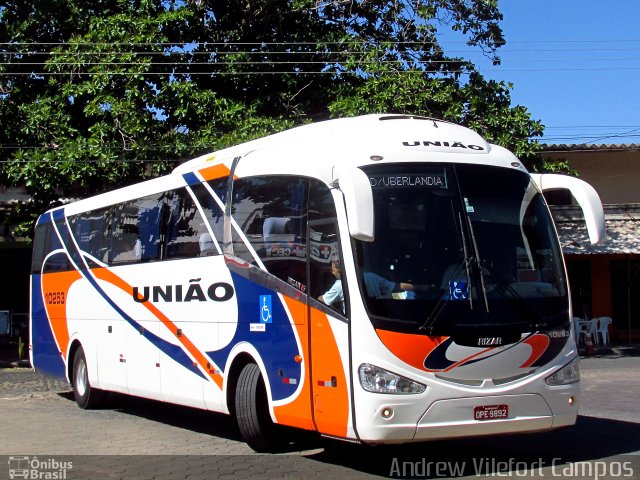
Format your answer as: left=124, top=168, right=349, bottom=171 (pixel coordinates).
left=474, top=404, right=509, bottom=421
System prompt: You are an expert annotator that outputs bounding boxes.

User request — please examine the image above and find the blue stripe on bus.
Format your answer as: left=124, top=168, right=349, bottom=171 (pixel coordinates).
left=182, top=172, right=200, bottom=186
left=30, top=275, right=67, bottom=380
left=36, top=211, right=52, bottom=227
left=52, top=208, right=65, bottom=222
left=207, top=271, right=301, bottom=402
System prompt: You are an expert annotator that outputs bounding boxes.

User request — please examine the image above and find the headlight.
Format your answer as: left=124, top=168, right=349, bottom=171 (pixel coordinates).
left=359, top=363, right=426, bottom=394
left=545, top=357, right=580, bottom=386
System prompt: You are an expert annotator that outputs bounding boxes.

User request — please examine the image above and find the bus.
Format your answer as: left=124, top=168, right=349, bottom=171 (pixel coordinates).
left=30, top=114, right=605, bottom=452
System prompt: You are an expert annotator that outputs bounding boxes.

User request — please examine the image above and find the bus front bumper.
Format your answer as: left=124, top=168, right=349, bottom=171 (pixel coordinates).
left=357, top=392, right=578, bottom=444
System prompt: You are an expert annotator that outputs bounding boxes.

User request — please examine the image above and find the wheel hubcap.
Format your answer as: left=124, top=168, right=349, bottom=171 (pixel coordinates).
left=76, top=359, right=87, bottom=396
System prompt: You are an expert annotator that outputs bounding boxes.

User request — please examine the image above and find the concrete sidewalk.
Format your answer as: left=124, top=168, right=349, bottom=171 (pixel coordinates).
left=578, top=343, right=640, bottom=358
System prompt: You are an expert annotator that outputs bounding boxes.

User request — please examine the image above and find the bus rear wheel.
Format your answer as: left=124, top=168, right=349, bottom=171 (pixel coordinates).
left=235, top=362, right=284, bottom=452
left=72, top=345, right=104, bottom=409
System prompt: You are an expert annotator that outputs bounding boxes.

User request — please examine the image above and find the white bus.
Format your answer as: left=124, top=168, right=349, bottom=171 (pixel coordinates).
left=30, top=114, right=605, bottom=452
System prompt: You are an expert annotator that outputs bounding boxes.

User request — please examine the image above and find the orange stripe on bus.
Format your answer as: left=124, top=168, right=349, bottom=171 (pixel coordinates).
left=91, top=267, right=223, bottom=389
left=376, top=329, right=444, bottom=372
left=41, top=270, right=82, bottom=360
left=519, top=334, right=550, bottom=368
left=309, top=307, right=349, bottom=438
left=272, top=296, right=315, bottom=431
left=198, top=164, right=234, bottom=182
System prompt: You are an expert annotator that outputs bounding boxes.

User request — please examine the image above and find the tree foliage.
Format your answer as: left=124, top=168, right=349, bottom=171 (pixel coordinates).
left=1, top=0, right=547, bottom=237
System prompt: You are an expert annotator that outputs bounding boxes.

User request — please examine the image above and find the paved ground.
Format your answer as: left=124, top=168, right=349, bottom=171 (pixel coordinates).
left=0, top=372, right=371, bottom=479
left=0, top=371, right=255, bottom=455
left=1, top=352, right=640, bottom=479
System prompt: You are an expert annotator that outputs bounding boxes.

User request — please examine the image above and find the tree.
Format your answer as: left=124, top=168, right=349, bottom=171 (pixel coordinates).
left=1, top=0, right=548, bottom=237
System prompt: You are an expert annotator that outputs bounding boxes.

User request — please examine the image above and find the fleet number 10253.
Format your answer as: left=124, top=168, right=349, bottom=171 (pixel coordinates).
left=45, top=291, right=66, bottom=305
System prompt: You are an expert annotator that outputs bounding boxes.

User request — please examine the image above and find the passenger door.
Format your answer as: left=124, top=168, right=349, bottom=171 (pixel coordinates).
left=307, top=182, right=352, bottom=438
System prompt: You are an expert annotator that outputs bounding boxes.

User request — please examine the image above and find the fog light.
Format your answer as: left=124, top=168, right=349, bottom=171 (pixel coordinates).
left=568, top=395, right=576, bottom=406
left=381, top=407, right=393, bottom=419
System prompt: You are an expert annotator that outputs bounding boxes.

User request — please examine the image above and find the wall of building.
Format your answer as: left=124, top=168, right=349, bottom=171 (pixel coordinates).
left=544, top=145, right=640, bottom=344
left=543, top=148, right=639, bottom=204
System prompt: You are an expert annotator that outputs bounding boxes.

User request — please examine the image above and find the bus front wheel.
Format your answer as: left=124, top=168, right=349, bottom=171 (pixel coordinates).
left=235, top=362, right=283, bottom=452
left=72, top=345, right=104, bottom=409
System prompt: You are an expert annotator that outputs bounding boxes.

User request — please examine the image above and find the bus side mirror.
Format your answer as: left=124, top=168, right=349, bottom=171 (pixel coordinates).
left=531, top=173, right=605, bottom=244
left=337, top=167, right=375, bottom=242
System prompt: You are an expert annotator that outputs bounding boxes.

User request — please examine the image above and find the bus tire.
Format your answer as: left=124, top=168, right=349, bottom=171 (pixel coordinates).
left=235, top=362, right=282, bottom=452
left=72, top=345, right=104, bottom=409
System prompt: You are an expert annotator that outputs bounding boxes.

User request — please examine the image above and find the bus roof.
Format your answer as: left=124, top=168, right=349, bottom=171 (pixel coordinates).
left=51, top=114, right=527, bottom=217
left=173, top=114, right=527, bottom=183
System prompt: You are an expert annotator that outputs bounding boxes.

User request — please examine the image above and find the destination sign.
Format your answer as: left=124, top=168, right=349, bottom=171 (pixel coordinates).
left=369, top=173, right=448, bottom=189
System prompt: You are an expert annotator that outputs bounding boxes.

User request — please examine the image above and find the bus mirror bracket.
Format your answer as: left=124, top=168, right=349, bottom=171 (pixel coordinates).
left=531, top=173, right=605, bottom=244
left=337, top=167, right=375, bottom=242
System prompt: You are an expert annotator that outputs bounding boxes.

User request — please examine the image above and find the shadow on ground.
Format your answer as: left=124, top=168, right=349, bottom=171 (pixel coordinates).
left=309, top=415, right=640, bottom=477
left=56, top=389, right=640, bottom=477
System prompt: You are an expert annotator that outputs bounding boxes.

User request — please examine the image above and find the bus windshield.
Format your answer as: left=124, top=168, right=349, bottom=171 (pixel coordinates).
left=355, top=163, right=569, bottom=339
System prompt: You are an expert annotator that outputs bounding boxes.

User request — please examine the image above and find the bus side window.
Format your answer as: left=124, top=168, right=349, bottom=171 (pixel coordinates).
left=232, top=176, right=308, bottom=290
left=230, top=177, right=268, bottom=265
left=109, top=193, right=164, bottom=265
left=32, top=220, right=74, bottom=273
left=164, top=188, right=207, bottom=260
left=69, top=207, right=112, bottom=264
left=190, top=182, right=224, bottom=255
left=109, top=202, right=142, bottom=265
left=31, top=222, right=49, bottom=274
left=308, top=180, right=346, bottom=315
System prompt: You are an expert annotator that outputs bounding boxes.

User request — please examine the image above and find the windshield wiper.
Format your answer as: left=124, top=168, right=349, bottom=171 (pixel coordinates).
left=458, top=211, right=475, bottom=311
left=419, top=207, right=473, bottom=334
left=464, top=210, right=490, bottom=314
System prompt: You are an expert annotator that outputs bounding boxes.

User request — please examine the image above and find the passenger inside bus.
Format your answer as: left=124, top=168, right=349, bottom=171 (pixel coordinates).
left=318, top=260, right=346, bottom=314
left=319, top=260, right=421, bottom=314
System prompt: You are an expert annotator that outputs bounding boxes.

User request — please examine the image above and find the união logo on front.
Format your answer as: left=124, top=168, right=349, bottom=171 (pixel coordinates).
left=8, top=456, right=73, bottom=480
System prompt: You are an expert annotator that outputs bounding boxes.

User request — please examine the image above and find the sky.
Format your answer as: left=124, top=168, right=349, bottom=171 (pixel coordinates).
left=441, top=0, right=640, bottom=145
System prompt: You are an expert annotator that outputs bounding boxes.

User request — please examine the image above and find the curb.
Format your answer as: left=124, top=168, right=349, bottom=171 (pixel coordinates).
left=579, top=344, right=640, bottom=358
left=0, top=359, right=32, bottom=369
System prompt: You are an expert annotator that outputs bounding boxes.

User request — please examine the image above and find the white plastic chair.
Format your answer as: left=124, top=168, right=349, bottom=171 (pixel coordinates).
left=596, top=317, right=612, bottom=345
left=576, top=318, right=596, bottom=346
left=572, top=317, right=584, bottom=344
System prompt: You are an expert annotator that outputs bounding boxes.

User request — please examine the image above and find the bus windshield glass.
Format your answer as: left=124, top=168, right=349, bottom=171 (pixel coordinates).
left=355, top=163, right=568, bottom=337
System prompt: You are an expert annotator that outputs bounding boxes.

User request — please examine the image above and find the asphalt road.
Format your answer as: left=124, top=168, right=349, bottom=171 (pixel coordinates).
left=1, top=355, right=639, bottom=479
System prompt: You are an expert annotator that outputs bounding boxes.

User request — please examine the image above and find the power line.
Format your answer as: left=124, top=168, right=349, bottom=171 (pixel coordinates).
left=2, top=39, right=640, bottom=45
left=1, top=40, right=638, bottom=76
left=575, top=128, right=640, bottom=144
left=2, top=67, right=639, bottom=76
left=2, top=56, right=639, bottom=67
left=2, top=49, right=640, bottom=57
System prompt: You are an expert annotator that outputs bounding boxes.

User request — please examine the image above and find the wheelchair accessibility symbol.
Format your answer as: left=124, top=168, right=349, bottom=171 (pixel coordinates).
left=259, top=295, right=272, bottom=323
left=449, top=280, right=469, bottom=301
